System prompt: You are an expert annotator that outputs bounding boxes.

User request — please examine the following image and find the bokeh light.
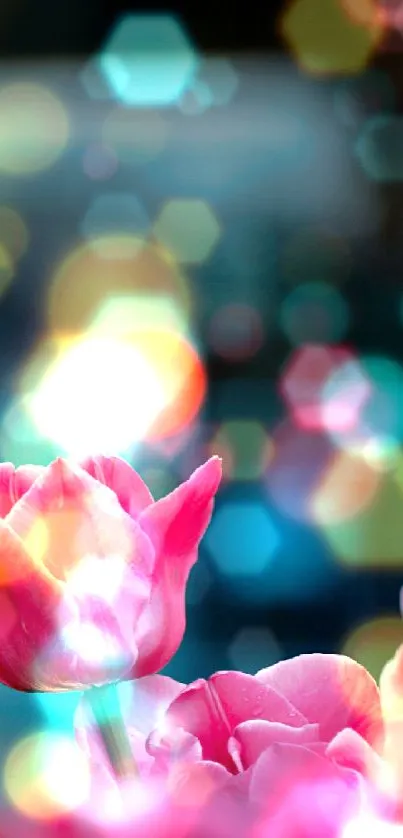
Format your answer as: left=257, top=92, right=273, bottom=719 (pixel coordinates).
left=341, top=616, right=403, bottom=681
left=191, top=58, right=239, bottom=107
left=204, top=498, right=280, bottom=576
left=19, top=328, right=206, bottom=456
left=279, top=345, right=370, bottom=433
left=81, top=193, right=149, bottom=240
left=311, top=448, right=381, bottom=525
left=47, top=236, right=191, bottom=333
left=0, top=399, right=59, bottom=466
left=0, top=83, right=69, bottom=175
left=281, top=282, right=350, bottom=345
left=0, top=206, right=29, bottom=260
left=153, top=199, right=221, bottom=265
left=99, top=14, right=198, bottom=106
left=356, top=114, right=403, bottom=181
left=265, top=419, right=334, bottom=523
left=280, top=0, right=384, bottom=76
left=102, top=108, right=169, bottom=166
left=208, top=303, right=264, bottom=361
left=208, top=420, right=272, bottom=481
left=82, top=143, right=119, bottom=180
left=4, top=731, right=90, bottom=821
left=318, top=450, right=403, bottom=567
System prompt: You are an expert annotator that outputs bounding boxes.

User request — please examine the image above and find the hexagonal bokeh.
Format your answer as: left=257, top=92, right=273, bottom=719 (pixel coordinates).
left=204, top=499, right=280, bottom=576
left=341, top=616, right=403, bottom=683
left=99, top=14, right=198, bottom=107
left=153, top=199, right=221, bottom=264
left=81, top=193, right=149, bottom=241
left=356, top=115, right=403, bottom=182
left=281, top=282, right=350, bottom=345
left=280, top=0, right=383, bottom=76
left=279, top=344, right=370, bottom=433
left=195, top=58, right=239, bottom=107
left=317, top=451, right=403, bottom=567
left=208, top=420, right=272, bottom=481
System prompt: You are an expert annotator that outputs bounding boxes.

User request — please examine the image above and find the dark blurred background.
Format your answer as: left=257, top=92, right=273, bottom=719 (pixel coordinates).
left=0, top=0, right=403, bottom=824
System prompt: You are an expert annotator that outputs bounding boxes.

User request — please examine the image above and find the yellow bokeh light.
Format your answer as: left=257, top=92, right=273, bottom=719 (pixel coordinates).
left=280, top=0, right=384, bottom=77
left=4, top=731, right=90, bottom=821
left=47, top=235, right=191, bottom=333
left=0, top=83, right=69, bottom=174
left=341, top=616, right=403, bottom=683
left=319, top=453, right=403, bottom=568
left=0, top=242, right=14, bottom=296
left=19, top=327, right=206, bottom=457
left=311, top=450, right=381, bottom=525
left=0, top=205, right=29, bottom=259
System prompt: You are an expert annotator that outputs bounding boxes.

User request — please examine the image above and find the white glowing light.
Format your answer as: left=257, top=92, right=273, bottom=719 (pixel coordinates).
left=343, top=814, right=403, bottom=837
left=27, top=336, right=166, bottom=458
left=41, top=736, right=90, bottom=810
left=62, top=621, right=125, bottom=667
left=68, top=554, right=127, bottom=603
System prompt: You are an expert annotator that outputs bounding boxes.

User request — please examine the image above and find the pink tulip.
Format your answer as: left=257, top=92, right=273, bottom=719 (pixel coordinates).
left=74, top=654, right=388, bottom=837
left=0, top=455, right=221, bottom=691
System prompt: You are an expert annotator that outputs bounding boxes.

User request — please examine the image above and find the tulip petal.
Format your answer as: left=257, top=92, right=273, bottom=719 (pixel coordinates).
left=250, top=743, right=360, bottom=836
left=0, top=521, right=64, bottom=690
left=326, top=728, right=384, bottom=780
left=230, top=720, right=320, bottom=770
left=132, top=457, right=222, bottom=677
left=165, top=671, right=306, bottom=771
left=6, top=457, right=153, bottom=582
left=256, top=653, right=383, bottom=750
left=0, top=462, right=44, bottom=517
left=80, top=455, right=153, bottom=518
left=4, top=459, right=156, bottom=689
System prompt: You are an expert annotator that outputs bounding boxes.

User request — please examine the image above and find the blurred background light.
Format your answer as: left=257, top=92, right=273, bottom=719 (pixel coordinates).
left=0, top=83, right=69, bottom=175
left=310, top=448, right=381, bottom=524
left=208, top=420, right=272, bottom=481
left=0, top=206, right=29, bottom=261
left=102, top=107, right=169, bottom=166
left=4, top=731, right=89, bottom=821
left=98, top=14, right=198, bottom=106
left=19, top=328, right=206, bottom=457
left=281, top=282, right=350, bottom=345
left=341, top=616, right=403, bottom=681
left=265, top=419, right=335, bottom=523
left=47, top=236, right=191, bottom=333
left=81, top=192, right=149, bottom=240
left=204, top=498, right=280, bottom=576
left=228, top=626, right=282, bottom=673
left=193, top=58, right=239, bottom=107
left=153, top=199, right=221, bottom=265
left=279, top=344, right=368, bottom=433
left=208, top=303, right=265, bottom=361
left=82, top=143, right=118, bottom=180
left=280, top=0, right=384, bottom=76
left=318, top=451, right=403, bottom=567
left=356, top=114, right=403, bottom=181
left=0, top=400, right=59, bottom=467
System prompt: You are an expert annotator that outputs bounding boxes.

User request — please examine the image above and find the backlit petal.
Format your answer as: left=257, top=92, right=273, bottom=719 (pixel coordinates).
left=80, top=455, right=153, bottom=518
left=132, top=457, right=222, bottom=677
left=256, top=654, right=383, bottom=750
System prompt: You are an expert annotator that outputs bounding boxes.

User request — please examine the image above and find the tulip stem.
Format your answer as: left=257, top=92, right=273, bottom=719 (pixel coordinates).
left=86, top=683, right=138, bottom=780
